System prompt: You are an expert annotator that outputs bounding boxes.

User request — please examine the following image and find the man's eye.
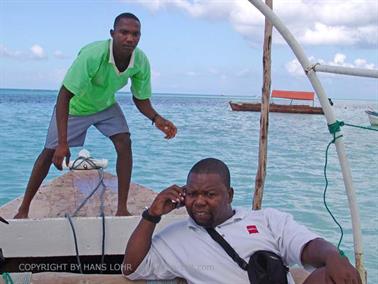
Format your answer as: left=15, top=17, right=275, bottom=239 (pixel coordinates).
left=186, top=192, right=195, bottom=197
left=207, top=192, right=215, bottom=197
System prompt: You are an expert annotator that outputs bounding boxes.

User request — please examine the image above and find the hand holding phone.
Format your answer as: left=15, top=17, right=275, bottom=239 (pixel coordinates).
left=170, top=186, right=186, bottom=209
left=149, top=185, right=186, bottom=216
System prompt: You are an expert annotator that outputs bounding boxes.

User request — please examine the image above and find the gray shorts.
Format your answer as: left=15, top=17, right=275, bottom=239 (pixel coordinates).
left=45, top=103, right=129, bottom=149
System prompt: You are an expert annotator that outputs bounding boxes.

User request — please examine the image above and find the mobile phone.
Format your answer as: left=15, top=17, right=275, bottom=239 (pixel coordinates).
left=175, top=187, right=186, bottom=209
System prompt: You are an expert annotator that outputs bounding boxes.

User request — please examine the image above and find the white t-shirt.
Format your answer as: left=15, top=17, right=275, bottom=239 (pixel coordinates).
left=127, top=208, right=320, bottom=284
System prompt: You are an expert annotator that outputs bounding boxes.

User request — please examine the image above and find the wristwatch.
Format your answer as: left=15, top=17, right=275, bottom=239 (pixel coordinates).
left=142, top=208, right=161, bottom=224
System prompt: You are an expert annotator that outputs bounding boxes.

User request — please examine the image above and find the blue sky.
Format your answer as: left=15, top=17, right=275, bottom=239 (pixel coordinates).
left=0, top=0, right=377, bottom=100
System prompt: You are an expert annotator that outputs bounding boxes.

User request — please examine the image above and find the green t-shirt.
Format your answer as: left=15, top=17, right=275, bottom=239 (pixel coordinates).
left=63, top=39, right=151, bottom=115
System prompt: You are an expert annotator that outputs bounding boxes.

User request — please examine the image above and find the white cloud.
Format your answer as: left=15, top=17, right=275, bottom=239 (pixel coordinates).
left=354, top=58, right=376, bottom=69
left=207, top=67, right=230, bottom=79
left=186, top=71, right=199, bottom=76
left=53, top=50, right=68, bottom=59
left=0, top=44, right=24, bottom=59
left=208, top=67, right=220, bottom=75
left=130, top=0, right=378, bottom=47
left=286, top=53, right=377, bottom=76
left=301, top=23, right=358, bottom=45
left=30, top=44, right=47, bottom=59
left=271, top=0, right=378, bottom=46
left=0, top=43, right=49, bottom=60
left=285, top=58, right=304, bottom=76
left=311, top=1, right=377, bottom=27
left=333, top=53, right=347, bottom=66
left=236, top=68, right=252, bottom=77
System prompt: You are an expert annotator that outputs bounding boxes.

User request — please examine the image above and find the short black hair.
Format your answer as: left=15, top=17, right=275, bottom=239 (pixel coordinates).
left=188, top=158, right=231, bottom=188
left=113, top=13, right=140, bottom=29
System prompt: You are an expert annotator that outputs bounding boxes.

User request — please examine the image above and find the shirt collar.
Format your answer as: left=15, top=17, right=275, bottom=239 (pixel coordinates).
left=186, top=207, right=248, bottom=231
left=108, top=39, right=135, bottom=73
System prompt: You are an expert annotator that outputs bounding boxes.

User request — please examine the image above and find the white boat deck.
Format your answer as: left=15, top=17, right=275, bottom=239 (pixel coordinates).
left=0, top=170, right=186, bottom=219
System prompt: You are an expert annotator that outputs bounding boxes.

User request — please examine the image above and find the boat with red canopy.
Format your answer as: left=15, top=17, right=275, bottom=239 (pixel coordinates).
left=229, top=90, right=324, bottom=114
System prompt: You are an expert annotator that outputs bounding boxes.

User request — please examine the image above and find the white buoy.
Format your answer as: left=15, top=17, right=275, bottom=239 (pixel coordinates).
left=78, top=149, right=91, bottom=159
left=63, top=149, right=108, bottom=169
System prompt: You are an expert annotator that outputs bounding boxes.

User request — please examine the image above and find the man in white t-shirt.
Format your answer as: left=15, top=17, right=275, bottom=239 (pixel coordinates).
left=123, top=158, right=361, bottom=284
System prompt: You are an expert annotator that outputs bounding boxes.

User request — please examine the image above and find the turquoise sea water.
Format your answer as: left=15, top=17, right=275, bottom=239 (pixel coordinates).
left=0, top=88, right=377, bottom=280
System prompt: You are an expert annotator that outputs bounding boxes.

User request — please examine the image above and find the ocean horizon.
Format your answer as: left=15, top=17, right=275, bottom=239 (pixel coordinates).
left=0, top=88, right=377, bottom=280
left=2, top=87, right=378, bottom=101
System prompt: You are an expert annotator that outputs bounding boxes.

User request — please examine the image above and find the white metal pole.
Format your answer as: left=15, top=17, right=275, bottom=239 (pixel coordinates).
left=315, top=64, right=378, bottom=78
left=247, top=0, right=366, bottom=282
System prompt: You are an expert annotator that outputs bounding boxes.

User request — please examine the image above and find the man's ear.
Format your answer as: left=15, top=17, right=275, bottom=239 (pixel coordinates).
left=110, top=29, right=114, bottom=37
left=228, top=187, right=234, bottom=203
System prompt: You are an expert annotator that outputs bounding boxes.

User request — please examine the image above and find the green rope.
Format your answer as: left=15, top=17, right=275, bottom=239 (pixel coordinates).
left=328, top=120, right=378, bottom=133
left=328, top=120, right=343, bottom=134
left=323, top=135, right=345, bottom=256
left=343, top=122, right=378, bottom=132
left=325, top=119, right=375, bottom=257
left=2, top=273, right=14, bottom=284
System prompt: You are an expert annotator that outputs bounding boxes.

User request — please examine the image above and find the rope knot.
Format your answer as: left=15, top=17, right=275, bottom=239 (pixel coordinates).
left=328, top=120, right=344, bottom=134
left=304, top=62, right=320, bottom=74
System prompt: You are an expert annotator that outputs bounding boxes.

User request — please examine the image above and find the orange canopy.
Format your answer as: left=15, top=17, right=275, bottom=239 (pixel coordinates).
left=272, top=90, right=314, bottom=101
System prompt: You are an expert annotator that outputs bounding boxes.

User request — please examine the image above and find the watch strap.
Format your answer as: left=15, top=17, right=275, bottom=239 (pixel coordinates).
left=142, top=209, right=161, bottom=224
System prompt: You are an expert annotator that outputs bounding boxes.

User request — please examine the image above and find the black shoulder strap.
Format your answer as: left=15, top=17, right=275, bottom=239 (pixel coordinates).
left=205, top=227, right=248, bottom=271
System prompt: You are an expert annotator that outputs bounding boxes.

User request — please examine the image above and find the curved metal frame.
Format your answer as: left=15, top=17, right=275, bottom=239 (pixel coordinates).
left=247, top=0, right=369, bottom=282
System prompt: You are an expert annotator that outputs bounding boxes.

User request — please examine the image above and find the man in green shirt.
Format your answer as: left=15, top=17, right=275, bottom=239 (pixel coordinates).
left=15, top=13, right=177, bottom=218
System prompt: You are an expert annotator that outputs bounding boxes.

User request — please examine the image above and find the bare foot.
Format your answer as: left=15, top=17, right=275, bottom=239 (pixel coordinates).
left=115, top=209, right=132, bottom=216
left=14, top=210, right=29, bottom=219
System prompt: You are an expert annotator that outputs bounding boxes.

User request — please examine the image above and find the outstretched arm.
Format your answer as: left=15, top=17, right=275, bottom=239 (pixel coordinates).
left=52, top=85, right=74, bottom=170
left=123, top=185, right=185, bottom=275
left=301, top=238, right=361, bottom=284
left=132, top=96, right=177, bottom=139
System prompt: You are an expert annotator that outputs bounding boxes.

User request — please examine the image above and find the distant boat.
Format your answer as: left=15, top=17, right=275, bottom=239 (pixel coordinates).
left=229, top=90, right=324, bottom=115
left=366, top=110, right=378, bottom=126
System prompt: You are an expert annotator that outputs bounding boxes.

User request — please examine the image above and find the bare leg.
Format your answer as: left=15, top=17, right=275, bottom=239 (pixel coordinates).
left=110, top=133, right=132, bottom=216
left=14, top=148, right=55, bottom=219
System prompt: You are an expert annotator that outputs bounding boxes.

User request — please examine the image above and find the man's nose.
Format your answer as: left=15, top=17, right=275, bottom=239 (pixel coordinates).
left=193, top=195, right=206, bottom=207
left=125, top=34, right=134, bottom=43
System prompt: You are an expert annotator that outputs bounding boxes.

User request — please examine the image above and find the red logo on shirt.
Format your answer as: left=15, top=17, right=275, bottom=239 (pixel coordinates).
left=247, top=225, right=259, bottom=234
